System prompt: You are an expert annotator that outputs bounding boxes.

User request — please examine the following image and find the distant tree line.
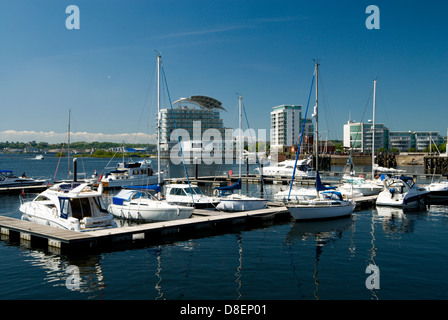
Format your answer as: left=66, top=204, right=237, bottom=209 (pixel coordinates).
left=0, top=140, right=156, bottom=152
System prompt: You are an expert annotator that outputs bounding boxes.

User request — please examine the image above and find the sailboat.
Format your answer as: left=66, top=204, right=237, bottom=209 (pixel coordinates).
left=215, top=96, right=268, bottom=212
left=108, top=53, right=193, bottom=222
left=286, top=61, right=355, bottom=221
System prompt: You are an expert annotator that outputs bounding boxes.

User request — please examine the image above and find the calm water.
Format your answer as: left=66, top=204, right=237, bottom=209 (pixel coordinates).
left=1, top=154, right=448, bottom=300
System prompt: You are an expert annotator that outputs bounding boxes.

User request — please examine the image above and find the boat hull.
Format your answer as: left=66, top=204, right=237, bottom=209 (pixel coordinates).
left=287, top=201, right=355, bottom=221
left=376, top=192, right=427, bottom=207
left=216, top=198, right=267, bottom=212
left=108, top=203, right=193, bottom=222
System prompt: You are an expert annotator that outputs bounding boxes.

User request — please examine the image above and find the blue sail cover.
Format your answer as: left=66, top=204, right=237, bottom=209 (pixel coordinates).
left=215, top=179, right=241, bottom=196
left=315, top=171, right=336, bottom=192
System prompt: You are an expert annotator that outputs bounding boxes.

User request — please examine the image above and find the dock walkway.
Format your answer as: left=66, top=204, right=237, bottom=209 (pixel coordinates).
left=0, top=196, right=376, bottom=252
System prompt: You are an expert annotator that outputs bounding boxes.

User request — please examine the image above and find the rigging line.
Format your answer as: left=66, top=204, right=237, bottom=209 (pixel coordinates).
left=133, top=63, right=157, bottom=145
left=351, top=83, right=374, bottom=149
left=241, top=101, right=266, bottom=197
left=288, top=70, right=315, bottom=202
left=161, top=65, right=195, bottom=204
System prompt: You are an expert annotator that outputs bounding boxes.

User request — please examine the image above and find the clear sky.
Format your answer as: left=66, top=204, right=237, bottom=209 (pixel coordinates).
left=0, top=0, right=447, bottom=144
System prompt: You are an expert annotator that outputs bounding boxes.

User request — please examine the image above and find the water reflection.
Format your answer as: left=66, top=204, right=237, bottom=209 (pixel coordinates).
left=285, top=217, right=355, bottom=299
left=375, top=205, right=428, bottom=235
left=20, top=246, right=106, bottom=298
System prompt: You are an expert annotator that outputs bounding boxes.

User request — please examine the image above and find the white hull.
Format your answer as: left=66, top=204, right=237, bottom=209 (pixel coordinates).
left=256, top=160, right=315, bottom=179
left=376, top=191, right=427, bottom=207
left=21, top=210, right=116, bottom=231
left=108, top=202, right=193, bottom=222
left=287, top=200, right=355, bottom=220
left=216, top=195, right=267, bottom=212
left=425, top=181, right=448, bottom=199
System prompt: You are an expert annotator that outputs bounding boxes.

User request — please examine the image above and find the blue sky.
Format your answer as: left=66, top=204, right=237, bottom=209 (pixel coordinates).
left=0, top=0, right=447, bottom=144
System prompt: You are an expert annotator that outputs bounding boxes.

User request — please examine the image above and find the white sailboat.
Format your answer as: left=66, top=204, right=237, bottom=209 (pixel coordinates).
left=108, top=53, right=193, bottom=222
left=338, top=80, right=384, bottom=196
left=215, top=95, right=267, bottom=212
left=286, top=61, right=355, bottom=221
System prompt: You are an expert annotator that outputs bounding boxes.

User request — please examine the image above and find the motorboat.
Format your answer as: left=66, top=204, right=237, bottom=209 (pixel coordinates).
left=108, top=184, right=194, bottom=222
left=0, top=170, right=47, bottom=188
left=256, top=159, right=316, bottom=179
left=376, top=176, right=428, bottom=207
left=165, top=184, right=221, bottom=209
left=19, top=182, right=116, bottom=231
left=424, top=180, right=448, bottom=200
left=214, top=179, right=268, bottom=212
left=100, top=159, right=161, bottom=188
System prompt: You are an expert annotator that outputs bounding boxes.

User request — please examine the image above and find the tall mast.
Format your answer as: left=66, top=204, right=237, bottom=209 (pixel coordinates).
left=314, top=61, right=319, bottom=173
left=67, top=108, right=71, bottom=178
left=157, top=53, right=162, bottom=188
left=239, top=95, right=242, bottom=178
left=372, top=79, right=377, bottom=180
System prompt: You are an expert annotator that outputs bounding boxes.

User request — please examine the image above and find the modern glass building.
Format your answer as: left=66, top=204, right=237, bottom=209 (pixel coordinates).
left=343, top=121, right=389, bottom=152
left=159, top=95, right=229, bottom=156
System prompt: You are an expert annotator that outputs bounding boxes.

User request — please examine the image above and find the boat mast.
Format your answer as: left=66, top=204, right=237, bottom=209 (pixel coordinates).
left=314, top=60, right=319, bottom=197
left=372, top=79, right=377, bottom=180
left=239, top=95, right=242, bottom=179
left=67, top=108, right=71, bottom=179
left=157, top=53, right=162, bottom=191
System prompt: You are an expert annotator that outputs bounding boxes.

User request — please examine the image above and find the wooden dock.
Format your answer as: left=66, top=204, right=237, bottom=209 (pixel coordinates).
left=0, top=205, right=291, bottom=253
left=0, top=195, right=377, bottom=253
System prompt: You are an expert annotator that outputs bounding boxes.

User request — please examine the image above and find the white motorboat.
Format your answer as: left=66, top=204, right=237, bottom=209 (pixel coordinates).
left=19, top=182, right=116, bottom=231
left=0, top=170, right=47, bottom=188
left=376, top=176, right=429, bottom=207
left=256, top=159, right=316, bottom=179
left=108, top=185, right=194, bottom=222
left=214, top=179, right=267, bottom=212
left=165, top=184, right=221, bottom=209
left=286, top=62, right=355, bottom=221
left=424, top=180, right=448, bottom=200
left=100, top=159, right=161, bottom=188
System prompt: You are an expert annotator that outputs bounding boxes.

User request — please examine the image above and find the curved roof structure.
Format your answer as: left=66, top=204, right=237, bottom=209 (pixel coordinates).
left=173, top=95, right=226, bottom=112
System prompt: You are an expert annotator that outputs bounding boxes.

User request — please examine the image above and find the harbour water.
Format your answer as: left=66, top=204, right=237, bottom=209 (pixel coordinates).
left=1, top=154, right=448, bottom=301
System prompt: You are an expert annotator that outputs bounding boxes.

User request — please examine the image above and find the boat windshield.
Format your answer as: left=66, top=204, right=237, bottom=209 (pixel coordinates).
left=184, top=187, right=203, bottom=195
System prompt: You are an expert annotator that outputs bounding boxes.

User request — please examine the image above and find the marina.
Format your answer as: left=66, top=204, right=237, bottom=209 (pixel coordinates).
left=1, top=154, right=448, bottom=301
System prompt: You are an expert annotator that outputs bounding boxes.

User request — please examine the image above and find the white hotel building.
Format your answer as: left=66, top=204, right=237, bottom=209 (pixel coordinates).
left=270, top=105, right=314, bottom=153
